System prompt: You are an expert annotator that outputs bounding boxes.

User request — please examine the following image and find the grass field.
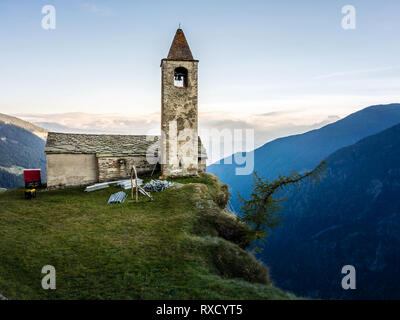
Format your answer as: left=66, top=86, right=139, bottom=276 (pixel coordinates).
left=0, top=174, right=297, bottom=300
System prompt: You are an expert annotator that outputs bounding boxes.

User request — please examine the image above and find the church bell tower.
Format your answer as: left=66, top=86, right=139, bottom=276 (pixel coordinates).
left=160, top=28, right=199, bottom=178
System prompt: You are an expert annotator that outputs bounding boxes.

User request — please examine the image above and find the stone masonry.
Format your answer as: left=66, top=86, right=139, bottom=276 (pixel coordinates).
left=161, top=29, right=200, bottom=178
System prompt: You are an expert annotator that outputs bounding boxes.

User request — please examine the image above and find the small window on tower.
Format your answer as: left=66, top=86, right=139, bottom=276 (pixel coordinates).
left=174, top=67, right=188, bottom=88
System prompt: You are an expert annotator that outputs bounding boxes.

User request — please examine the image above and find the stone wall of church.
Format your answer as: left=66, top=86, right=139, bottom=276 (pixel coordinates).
left=161, top=59, right=199, bottom=178
left=97, top=156, right=157, bottom=182
left=46, top=153, right=98, bottom=188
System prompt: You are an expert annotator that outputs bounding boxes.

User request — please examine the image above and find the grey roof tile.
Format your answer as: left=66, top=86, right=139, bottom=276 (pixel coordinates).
left=45, top=132, right=207, bottom=158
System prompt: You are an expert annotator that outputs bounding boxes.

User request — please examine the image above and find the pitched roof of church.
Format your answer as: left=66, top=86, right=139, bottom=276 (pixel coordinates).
left=45, top=132, right=207, bottom=158
left=166, top=28, right=195, bottom=61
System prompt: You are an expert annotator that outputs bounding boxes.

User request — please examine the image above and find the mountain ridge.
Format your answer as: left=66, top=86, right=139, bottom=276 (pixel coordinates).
left=0, top=113, right=47, bottom=140
left=260, top=122, right=400, bottom=299
left=0, top=114, right=47, bottom=189
left=208, top=103, right=400, bottom=209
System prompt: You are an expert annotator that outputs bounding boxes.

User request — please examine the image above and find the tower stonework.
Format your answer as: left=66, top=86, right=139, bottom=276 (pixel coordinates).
left=161, top=29, right=200, bottom=178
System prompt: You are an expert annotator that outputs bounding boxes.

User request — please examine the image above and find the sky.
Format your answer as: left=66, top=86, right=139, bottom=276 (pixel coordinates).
left=0, top=0, right=400, bottom=158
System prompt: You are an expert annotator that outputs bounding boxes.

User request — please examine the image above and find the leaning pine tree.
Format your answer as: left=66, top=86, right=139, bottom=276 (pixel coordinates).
left=239, top=160, right=327, bottom=246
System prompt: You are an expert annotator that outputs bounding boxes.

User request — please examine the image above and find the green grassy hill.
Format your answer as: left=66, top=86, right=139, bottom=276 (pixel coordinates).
left=0, top=174, right=296, bottom=300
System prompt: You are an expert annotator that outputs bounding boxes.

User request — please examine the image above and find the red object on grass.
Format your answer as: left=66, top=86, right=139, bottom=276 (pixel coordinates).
left=24, top=169, right=41, bottom=183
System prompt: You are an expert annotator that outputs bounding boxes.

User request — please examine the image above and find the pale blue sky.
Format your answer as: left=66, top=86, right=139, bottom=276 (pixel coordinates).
left=0, top=0, right=399, bottom=145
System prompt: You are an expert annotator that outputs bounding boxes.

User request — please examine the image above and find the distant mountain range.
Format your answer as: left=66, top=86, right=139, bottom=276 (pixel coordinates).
left=0, top=114, right=47, bottom=189
left=261, top=123, right=400, bottom=299
left=208, top=103, right=400, bottom=299
left=208, top=103, right=400, bottom=211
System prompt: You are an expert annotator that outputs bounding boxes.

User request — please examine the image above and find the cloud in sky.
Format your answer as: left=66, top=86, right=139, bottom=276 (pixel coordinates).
left=81, top=2, right=113, bottom=15
left=313, top=66, right=400, bottom=80
left=198, top=110, right=341, bottom=156
left=17, top=112, right=160, bottom=136
left=16, top=109, right=341, bottom=163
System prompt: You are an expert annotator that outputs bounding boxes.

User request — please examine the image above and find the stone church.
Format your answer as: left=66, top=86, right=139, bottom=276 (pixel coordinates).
left=45, top=29, right=207, bottom=188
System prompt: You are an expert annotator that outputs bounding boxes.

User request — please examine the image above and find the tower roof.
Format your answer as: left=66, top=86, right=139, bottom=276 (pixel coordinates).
left=166, top=28, right=195, bottom=61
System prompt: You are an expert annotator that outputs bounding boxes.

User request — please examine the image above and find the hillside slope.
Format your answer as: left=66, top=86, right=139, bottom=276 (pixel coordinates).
left=0, top=113, right=48, bottom=140
left=0, top=114, right=47, bottom=189
left=208, top=103, right=400, bottom=209
left=259, top=124, right=400, bottom=299
left=0, top=174, right=296, bottom=300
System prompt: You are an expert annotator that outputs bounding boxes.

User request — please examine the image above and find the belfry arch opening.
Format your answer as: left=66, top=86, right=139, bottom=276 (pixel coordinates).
left=174, top=67, right=188, bottom=88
